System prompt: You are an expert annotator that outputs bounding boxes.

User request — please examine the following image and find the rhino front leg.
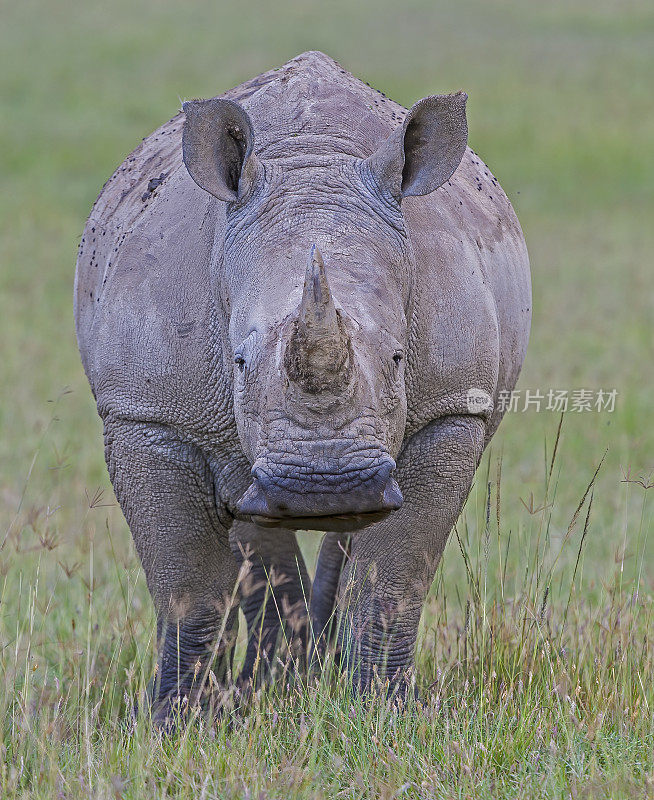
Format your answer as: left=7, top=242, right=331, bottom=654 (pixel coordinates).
left=104, top=419, right=240, bottom=722
left=337, top=415, right=486, bottom=694
left=230, top=520, right=311, bottom=685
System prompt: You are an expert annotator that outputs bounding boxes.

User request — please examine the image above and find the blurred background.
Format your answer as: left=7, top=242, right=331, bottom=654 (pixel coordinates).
left=1, top=0, right=652, bottom=618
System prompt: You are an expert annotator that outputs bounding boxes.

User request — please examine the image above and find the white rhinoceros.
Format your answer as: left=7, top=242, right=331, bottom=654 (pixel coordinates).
left=75, top=51, right=530, bottom=717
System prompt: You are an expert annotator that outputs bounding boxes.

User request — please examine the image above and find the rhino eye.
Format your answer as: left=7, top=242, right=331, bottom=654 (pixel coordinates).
left=234, top=355, right=246, bottom=372
left=392, top=352, right=403, bottom=365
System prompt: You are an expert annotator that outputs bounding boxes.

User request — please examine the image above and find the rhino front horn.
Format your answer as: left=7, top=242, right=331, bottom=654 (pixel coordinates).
left=284, top=245, right=351, bottom=394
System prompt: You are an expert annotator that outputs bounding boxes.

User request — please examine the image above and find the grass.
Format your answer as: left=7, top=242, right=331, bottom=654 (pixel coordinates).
left=1, top=413, right=652, bottom=797
left=1, top=0, right=653, bottom=797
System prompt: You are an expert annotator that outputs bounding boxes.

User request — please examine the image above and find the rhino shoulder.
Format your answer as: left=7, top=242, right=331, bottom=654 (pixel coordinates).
left=74, top=114, right=232, bottom=440
left=404, top=147, right=531, bottom=438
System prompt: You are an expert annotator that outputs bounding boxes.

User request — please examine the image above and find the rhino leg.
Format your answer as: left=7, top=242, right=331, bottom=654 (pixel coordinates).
left=337, top=415, right=486, bottom=695
left=104, top=419, right=240, bottom=723
left=230, top=520, right=311, bottom=686
left=310, top=532, right=351, bottom=658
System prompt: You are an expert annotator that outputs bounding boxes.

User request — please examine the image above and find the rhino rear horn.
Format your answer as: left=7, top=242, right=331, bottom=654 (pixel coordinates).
left=284, top=246, right=351, bottom=394
left=365, top=92, right=468, bottom=199
left=182, top=98, right=260, bottom=203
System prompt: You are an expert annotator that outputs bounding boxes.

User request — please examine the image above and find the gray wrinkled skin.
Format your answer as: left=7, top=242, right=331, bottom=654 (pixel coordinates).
left=75, top=52, right=530, bottom=714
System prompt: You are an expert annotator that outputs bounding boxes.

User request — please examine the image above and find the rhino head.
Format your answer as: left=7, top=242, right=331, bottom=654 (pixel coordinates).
left=182, top=92, right=468, bottom=531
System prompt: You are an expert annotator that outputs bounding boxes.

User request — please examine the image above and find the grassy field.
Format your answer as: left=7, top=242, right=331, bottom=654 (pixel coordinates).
left=1, top=0, right=653, bottom=796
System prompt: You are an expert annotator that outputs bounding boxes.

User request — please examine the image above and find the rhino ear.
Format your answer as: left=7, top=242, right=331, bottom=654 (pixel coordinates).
left=365, top=92, right=468, bottom=199
left=182, top=98, right=260, bottom=202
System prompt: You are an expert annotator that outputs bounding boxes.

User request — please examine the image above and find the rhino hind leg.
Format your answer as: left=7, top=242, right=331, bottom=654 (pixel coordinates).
left=103, top=419, right=240, bottom=724
left=310, top=532, right=351, bottom=660
left=230, top=520, right=311, bottom=687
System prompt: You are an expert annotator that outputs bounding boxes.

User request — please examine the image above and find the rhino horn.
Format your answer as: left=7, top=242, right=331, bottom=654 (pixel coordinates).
left=284, top=245, right=351, bottom=394
left=299, top=245, right=339, bottom=334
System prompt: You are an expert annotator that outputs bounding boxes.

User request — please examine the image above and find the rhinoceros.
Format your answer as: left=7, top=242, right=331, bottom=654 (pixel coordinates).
left=75, top=51, right=530, bottom=715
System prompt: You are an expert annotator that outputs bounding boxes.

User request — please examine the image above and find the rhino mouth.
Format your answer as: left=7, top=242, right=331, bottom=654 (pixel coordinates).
left=235, top=454, right=403, bottom=532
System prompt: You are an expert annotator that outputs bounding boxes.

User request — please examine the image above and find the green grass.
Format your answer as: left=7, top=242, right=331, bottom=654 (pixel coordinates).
left=1, top=0, right=652, bottom=797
